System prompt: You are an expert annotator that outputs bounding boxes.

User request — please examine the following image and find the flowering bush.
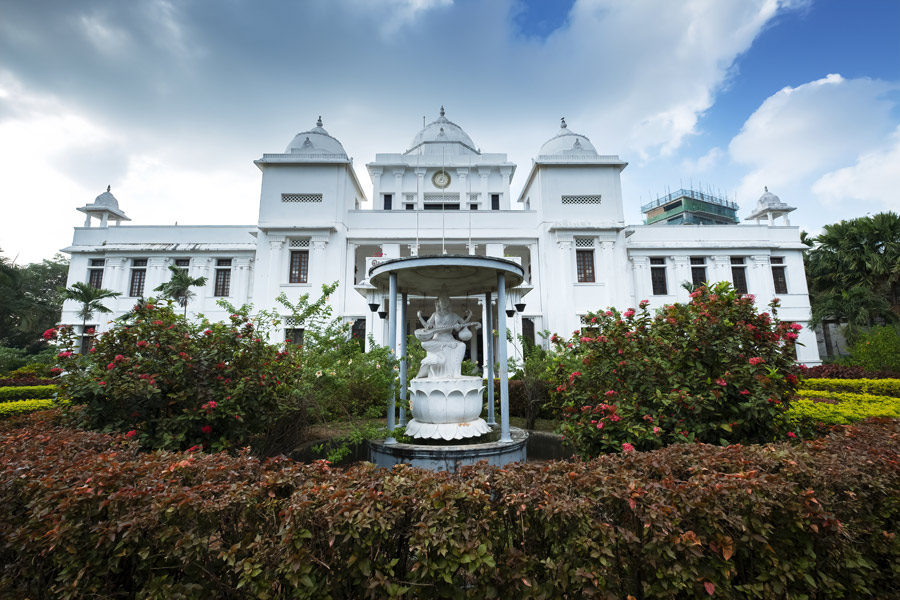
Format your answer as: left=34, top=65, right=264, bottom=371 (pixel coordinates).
left=53, top=283, right=395, bottom=455
left=549, top=283, right=801, bottom=457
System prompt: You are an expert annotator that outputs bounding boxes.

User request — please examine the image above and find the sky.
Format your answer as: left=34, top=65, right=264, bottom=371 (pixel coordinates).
left=1, top=0, right=898, bottom=265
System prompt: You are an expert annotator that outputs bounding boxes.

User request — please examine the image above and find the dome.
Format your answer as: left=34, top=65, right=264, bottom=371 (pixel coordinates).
left=756, top=186, right=784, bottom=209
left=406, top=107, right=478, bottom=155
left=94, top=186, right=120, bottom=209
left=539, top=118, right=598, bottom=156
left=285, top=117, right=347, bottom=156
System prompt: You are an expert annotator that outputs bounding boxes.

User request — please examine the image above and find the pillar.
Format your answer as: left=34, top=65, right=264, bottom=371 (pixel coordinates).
left=484, top=292, right=495, bottom=426
left=385, top=272, right=398, bottom=444
left=399, top=291, right=408, bottom=427
left=497, top=274, right=511, bottom=442
left=415, top=168, right=426, bottom=209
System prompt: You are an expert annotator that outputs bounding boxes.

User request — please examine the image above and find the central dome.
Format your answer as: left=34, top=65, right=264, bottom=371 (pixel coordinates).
left=406, top=107, right=479, bottom=155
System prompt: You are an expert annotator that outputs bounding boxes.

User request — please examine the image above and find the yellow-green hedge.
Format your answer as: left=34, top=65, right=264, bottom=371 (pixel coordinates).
left=789, top=389, right=900, bottom=427
left=0, top=399, right=55, bottom=418
left=801, top=378, right=900, bottom=398
left=0, top=385, right=57, bottom=403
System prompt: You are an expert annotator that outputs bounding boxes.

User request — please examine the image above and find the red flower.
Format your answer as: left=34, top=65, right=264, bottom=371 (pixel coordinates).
left=89, top=347, right=96, bottom=353
left=125, top=430, right=137, bottom=438
left=98, top=381, right=106, bottom=386
left=748, top=357, right=765, bottom=366
left=107, top=363, right=115, bottom=370
left=784, top=332, right=799, bottom=340
left=57, top=351, right=72, bottom=358
left=186, top=445, right=201, bottom=452
left=787, top=432, right=797, bottom=438
left=201, top=425, right=213, bottom=434
left=621, top=442, right=635, bottom=452
left=114, top=354, right=125, bottom=362
left=623, top=309, right=635, bottom=318
left=204, top=329, right=213, bottom=335
left=569, top=371, right=582, bottom=383
left=42, top=328, right=57, bottom=340
left=136, top=340, right=148, bottom=348
left=152, top=320, right=164, bottom=326
left=739, top=389, right=750, bottom=395
left=790, top=323, right=803, bottom=331
left=716, top=378, right=727, bottom=386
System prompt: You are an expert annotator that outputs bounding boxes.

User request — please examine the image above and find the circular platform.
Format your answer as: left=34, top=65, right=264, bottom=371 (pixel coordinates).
left=368, top=254, right=524, bottom=297
left=368, top=427, right=529, bottom=473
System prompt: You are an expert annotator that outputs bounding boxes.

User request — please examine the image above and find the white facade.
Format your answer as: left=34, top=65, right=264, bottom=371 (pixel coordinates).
left=61, top=111, right=821, bottom=365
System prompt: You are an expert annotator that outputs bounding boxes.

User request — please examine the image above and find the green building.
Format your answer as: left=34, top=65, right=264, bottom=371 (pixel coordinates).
left=641, top=188, right=739, bottom=225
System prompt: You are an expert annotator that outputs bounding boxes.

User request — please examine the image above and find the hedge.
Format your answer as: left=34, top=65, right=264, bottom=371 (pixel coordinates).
left=803, top=364, right=900, bottom=380
left=0, top=378, right=57, bottom=387
left=789, top=390, right=900, bottom=428
left=801, top=378, right=900, bottom=398
left=2, top=411, right=899, bottom=599
left=0, top=399, right=55, bottom=418
left=0, top=384, right=56, bottom=403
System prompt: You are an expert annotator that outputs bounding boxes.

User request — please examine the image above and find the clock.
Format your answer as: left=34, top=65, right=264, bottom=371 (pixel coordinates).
left=432, top=170, right=451, bottom=189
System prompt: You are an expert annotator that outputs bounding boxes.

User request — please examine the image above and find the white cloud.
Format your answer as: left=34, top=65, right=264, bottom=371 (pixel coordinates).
left=681, top=147, right=723, bottom=175
left=730, top=74, right=898, bottom=202
left=812, top=125, right=900, bottom=211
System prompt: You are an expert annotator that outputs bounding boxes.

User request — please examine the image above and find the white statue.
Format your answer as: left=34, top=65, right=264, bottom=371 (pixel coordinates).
left=414, top=294, right=480, bottom=379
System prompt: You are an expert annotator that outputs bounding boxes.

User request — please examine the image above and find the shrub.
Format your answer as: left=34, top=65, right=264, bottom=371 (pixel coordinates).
left=846, top=325, right=900, bottom=373
left=0, top=399, right=56, bottom=418
left=801, top=378, right=900, bottom=398
left=548, top=283, right=801, bottom=458
left=0, top=378, right=57, bottom=387
left=2, top=412, right=899, bottom=599
left=0, top=346, right=26, bottom=375
left=53, top=284, right=395, bottom=456
left=0, top=384, right=56, bottom=403
left=788, top=389, right=900, bottom=436
left=804, top=363, right=900, bottom=380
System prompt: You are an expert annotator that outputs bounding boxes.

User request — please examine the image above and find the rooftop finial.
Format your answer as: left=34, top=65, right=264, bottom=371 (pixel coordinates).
left=764, top=186, right=768, bottom=192
left=560, top=117, right=567, bottom=129
left=106, top=185, right=111, bottom=193
left=439, top=105, right=445, bottom=118
left=316, top=116, right=323, bottom=127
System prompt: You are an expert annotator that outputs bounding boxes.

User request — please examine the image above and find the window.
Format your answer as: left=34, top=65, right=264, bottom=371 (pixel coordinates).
left=491, top=194, right=500, bottom=210
left=88, top=268, right=103, bottom=289
left=90, top=259, right=105, bottom=266
left=771, top=257, right=788, bottom=294
left=215, top=259, right=231, bottom=297
left=129, top=259, right=147, bottom=297
left=289, top=250, right=309, bottom=283
left=731, top=257, right=748, bottom=295
left=469, top=203, right=478, bottom=210
left=576, top=250, right=595, bottom=283
left=690, top=257, right=706, bottom=287
left=175, top=258, right=190, bottom=271
left=81, top=325, right=97, bottom=353
left=522, top=317, right=536, bottom=348
left=383, top=194, right=392, bottom=210
left=650, top=257, right=668, bottom=295
left=405, top=203, right=415, bottom=210
left=351, top=318, right=366, bottom=351
left=285, top=328, right=304, bottom=345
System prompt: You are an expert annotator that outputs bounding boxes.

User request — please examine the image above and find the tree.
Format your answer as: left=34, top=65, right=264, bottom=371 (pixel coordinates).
left=806, top=212, right=900, bottom=342
left=60, top=282, right=121, bottom=350
left=0, top=252, right=69, bottom=350
left=154, top=265, right=208, bottom=317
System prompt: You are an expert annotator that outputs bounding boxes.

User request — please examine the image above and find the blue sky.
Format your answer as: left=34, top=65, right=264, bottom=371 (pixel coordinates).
left=0, top=0, right=898, bottom=264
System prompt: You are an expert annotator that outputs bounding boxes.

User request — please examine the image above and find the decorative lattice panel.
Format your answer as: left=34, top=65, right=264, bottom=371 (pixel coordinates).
left=289, top=239, right=310, bottom=248
left=281, top=194, right=323, bottom=203
left=562, top=195, right=602, bottom=204
left=283, top=316, right=298, bottom=327
left=468, top=193, right=481, bottom=201
left=423, top=193, right=460, bottom=202
left=575, top=238, right=595, bottom=248
left=404, top=193, right=417, bottom=203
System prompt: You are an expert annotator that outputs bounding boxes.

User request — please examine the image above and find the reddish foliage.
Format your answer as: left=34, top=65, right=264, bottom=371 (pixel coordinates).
left=803, top=364, right=900, bottom=380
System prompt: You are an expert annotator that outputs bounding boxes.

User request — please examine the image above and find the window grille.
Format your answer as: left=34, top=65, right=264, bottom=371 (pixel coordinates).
left=576, top=250, right=595, bottom=283
left=423, top=193, right=460, bottom=202
left=88, top=269, right=103, bottom=289
left=562, top=195, right=602, bottom=204
left=214, top=269, right=231, bottom=297
left=133, top=258, right=147, bottom=267
left=575, top=237, right=595, bottom=248
left=283, top=317, right=298, bottom=327
left=690, top=257, right=706, bottom=287
left=174, top=258, right=190, bottom=267
left=404, top=193, right=417, bottom=204
left=650, top=258, right=667, bottom=295
left=129, top=269, right=146, bottom=297
left=285, top=328, right=304, bottom=345
left=289, top=239, right=310, bottom=248
left=281, top=194, right=323, bottom=203
left=772, top=258, right=788, bottom=294
left=90, top=259, right=105, bottom=267
left=731, top=257, right=748, bottom=294
left=289, top=250, right=309, bottom=283
left=468, top=193, right=480, bottom=202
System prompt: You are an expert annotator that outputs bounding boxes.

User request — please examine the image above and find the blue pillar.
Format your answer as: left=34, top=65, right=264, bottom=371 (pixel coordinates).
left=399, top=291, right=408, bottom=427
left=497, top=273, right=511, bottom=442
left=385, top=272, right=398, bottom=444
left=485, top=291, right=495, bottom=426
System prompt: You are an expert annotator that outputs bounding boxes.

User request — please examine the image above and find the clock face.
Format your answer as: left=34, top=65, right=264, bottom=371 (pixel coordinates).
left=432, top=170, right=451, bottom=189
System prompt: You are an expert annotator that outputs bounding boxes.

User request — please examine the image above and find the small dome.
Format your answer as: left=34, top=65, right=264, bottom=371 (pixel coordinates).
left=539, top=118, right=598, bottom=156
left=94, top=185, right=120, bottom=209
left=285, top=116, right=347, bottom=156
left=406, top=106, right=478, bottom=155
left=757, top=186, right=783, bottom=208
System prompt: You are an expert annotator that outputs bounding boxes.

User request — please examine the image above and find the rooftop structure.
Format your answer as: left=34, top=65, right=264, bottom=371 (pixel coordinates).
left=641, top=188, right=739, bottom=225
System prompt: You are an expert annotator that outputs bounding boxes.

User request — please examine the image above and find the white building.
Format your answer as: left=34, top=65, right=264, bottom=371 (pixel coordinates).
left=61, top=110, right=821, bottom=365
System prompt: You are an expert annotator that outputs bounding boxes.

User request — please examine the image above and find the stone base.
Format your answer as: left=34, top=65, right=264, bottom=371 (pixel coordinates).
left=407, top=376, right=486, bottom=440
left=369, top=427, right=529, bottom=473
left=405, top=417, right=491, bottom=441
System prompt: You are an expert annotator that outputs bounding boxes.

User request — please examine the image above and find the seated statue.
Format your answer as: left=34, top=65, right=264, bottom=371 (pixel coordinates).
left=414, top=293, right=480, bottom=379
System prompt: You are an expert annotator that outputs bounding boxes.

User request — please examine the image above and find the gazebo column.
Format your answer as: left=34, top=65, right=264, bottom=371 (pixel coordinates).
left=385, top=272, right=398, bottom=444
left=485, top=291, right=496, bottom=426
left=497, top=274, right=511, bottom=442
left=398, top=292, right=408, bottom=427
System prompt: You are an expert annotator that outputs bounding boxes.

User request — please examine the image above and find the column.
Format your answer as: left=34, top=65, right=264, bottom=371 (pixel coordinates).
left=497, top=274, right=511, bottom=443
left=233, top=257, right=253, bottom=305
left=457, top=168, right=468, bottom=208
left=370, top=168, right=383, bottom=208
left=484, top=292, right=496, bottom=426
left=629, top=256, right=650, bottom=305
left=709, top=255, right=732, bottom=286
left=398, top=292, right=408, bottom=426
left=394, top=169, right=405, bottom=209
left=670, top=255, right=691, bottom=302
left=478, top=167, right=489, bottom=210
left=750, top=255, right=773, bottom=302
left=499, top=167, right=513, bottom=209
left=385, top=272, right=398, bottom=444
left=267, top=237, right=286, bottom=309
left=147, top=257, right=168, bottom=295
left=415, top=168, right=426, bottom=209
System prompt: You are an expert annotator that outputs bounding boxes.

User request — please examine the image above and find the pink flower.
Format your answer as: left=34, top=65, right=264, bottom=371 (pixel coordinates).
left=107, top=362, right=115, bottom=370
left=787, top=432, right=797, bottom=439
left=186, top=445, right=201, bottom=452
left=201, top=425, right=213, bottom=434
left=739, top=390, right=750, bottom=395
left=57, top=351, right=72, bottom=358
left=622, top=442, right=635, bottom=453
left=749, top=357, right=765, bottom=366
left=591, top=317, right=597, bottom=323
left=790, top=323, right=803, bottom=331
left=652, top=426, right=661, bottom=435
left=610, top=414, right=621, bottom=422
left=596, top=421, right=604, bottom=429
left=569, top=371, right=582, bottom=383
left=206, top=401, right=217, bottom=409
left=49, top=367, right=63, bottom=375
left=114, top=354, right=125, bottom=362
left=605, top=390, right=617, bottom=396
left=785, top=332, right=799, bottom=340
left=623, top=309, right=635, bottom=318
left=204, top=329, right=213, bottom=335
left=152, top=320, right=164, bottom=326
left=42, top=328, right=57, bottom=340
left=716, top=378, right=727, bottom=386
left=125, top=430, right=136, bottom=438
left=89, top=347, right=96, bottom=353
left=136, top=341, right=148, bottom=348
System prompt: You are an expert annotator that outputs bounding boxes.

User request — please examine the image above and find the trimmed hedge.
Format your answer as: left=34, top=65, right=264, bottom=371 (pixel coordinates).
left=0, top=384, right=56, bottom=403
left=790, top=390, right=900, bottom=428
left=802, top=378, right=900, bottom=398
left=0, top=378, right=57, bottom=387
left=803, top=364, right=900, bottom=380
left=2, top=411, right=899, bottom=599
left=0, top=399, right=55, bottom=418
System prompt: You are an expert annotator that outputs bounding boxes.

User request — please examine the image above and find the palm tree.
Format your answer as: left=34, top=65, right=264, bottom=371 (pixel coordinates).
left=154, top=265, right=208, bottom=317
left=60, top=282, right=121, bottom=352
